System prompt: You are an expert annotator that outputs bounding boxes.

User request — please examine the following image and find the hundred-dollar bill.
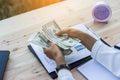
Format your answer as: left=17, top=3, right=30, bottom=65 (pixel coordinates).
left=28, top=21, right=80, bottom=55
left=28, top=32, right=50, bottom=48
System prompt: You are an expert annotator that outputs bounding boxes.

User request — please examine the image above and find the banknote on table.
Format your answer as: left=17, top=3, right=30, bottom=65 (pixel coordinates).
left=28, top=21, right=80, bottom=55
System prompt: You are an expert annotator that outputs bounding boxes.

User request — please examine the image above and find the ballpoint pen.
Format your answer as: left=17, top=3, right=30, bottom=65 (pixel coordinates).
left=114, top=45, right=120, bottom=50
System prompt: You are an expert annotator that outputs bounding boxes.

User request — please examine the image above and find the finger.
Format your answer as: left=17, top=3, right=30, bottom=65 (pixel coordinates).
left=43, top=46, right=51, bottom=52
left=50, top=42, right=57, bottom=48
left=48, top=41, right=53, bottom=46
left=56, top=29, right=69, bottom=36
left=46, top=42, right=55, bottom=49
left=48, top=41, right=55, bottom=47
left=43, top=48, right=47, bottom=53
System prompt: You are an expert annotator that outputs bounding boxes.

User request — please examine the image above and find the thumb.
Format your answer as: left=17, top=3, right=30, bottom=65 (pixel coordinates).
left=56, top=29, right=69, bottom=36
left=48, top=42, right=55, bottom=48
left=43, top=48, right=47, bottom=53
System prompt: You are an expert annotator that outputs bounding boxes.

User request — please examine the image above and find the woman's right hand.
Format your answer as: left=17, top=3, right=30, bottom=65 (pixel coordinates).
left=56, top=28, right=96, bottom=51
left=56, top=28, right=85, bottom=39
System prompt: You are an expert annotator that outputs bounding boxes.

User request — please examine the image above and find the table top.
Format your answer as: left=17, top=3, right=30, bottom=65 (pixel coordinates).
left=0, top=0, right=120, bottom=80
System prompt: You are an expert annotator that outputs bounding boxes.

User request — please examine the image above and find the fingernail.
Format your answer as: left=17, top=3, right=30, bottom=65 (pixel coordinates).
left=55, top=33, right=59, bottom=36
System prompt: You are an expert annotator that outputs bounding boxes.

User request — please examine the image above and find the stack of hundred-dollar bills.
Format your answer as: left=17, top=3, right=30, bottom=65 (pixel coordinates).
left=28, top=21, right=80, bottom=55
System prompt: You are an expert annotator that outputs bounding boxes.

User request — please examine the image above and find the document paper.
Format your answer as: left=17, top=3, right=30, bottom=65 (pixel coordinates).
left=77, top=60, right=120, bottom=80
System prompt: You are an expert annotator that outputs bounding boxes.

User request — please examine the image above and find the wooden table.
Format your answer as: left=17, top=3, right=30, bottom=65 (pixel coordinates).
left=0, top=0, right=120, bottom=80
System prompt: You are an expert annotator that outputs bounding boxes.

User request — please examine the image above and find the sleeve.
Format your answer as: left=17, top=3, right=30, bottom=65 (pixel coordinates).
left=57, top=69, right=75, bottom=80
left=91, top=40, right=120, bottom=77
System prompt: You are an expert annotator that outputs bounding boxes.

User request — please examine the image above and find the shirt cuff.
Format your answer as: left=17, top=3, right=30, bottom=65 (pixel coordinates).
left=58, top=69, right=75, bottom=80
left=91, top=40, right=103, bottom=59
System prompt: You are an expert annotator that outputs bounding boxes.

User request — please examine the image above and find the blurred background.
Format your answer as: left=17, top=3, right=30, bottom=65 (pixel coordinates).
left=0, top=0, right=63, bottom=20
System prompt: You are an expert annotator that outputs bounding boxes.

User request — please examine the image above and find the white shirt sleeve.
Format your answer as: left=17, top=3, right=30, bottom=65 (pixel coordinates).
left=58, top=69, right=75, bottom=80
left=91, top=40, right=120, bottom=77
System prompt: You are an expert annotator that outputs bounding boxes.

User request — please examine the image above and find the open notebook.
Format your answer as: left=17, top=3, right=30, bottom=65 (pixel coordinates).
left=28, top=24, right=99, bottom=79
left=77, top=59, right=120, bottom=80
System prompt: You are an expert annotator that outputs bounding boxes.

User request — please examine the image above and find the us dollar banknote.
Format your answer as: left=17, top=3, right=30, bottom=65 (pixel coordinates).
left=28, top=21, right=80, bottom=55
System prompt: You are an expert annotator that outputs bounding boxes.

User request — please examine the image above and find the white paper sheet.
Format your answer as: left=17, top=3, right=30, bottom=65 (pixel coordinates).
left=116, top=43, right=120, bottom=47
left=77, top=60, right=120, bottom=80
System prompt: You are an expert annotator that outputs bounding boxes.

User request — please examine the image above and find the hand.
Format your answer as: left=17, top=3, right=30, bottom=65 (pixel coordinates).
left=56, top=28, right=96, bottom=51
left=44, top=42, right=66, bottom=65
left=56, top=28, right=85, bottom=39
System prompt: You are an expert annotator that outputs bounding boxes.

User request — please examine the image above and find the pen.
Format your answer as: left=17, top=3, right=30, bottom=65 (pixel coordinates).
left=114, top=45, right=120, bottom=50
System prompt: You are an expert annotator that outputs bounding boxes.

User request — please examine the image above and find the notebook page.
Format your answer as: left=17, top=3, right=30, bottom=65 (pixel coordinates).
left=77, top=60, right=120, bottom=80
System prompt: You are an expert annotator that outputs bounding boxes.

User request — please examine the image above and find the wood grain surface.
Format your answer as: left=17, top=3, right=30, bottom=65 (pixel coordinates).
left=0, top=0, right=120, bottom=80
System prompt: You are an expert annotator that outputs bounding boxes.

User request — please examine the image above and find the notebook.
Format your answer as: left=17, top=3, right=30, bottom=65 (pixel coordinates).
left=77, top=59, right=120, bottom=80
left=28, top=24, right=99, bottom=79
left=0, top=51, right=10, bottom=80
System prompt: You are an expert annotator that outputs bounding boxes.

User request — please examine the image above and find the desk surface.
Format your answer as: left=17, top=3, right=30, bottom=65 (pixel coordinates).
left=0, top=0, right=120, bottom=80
